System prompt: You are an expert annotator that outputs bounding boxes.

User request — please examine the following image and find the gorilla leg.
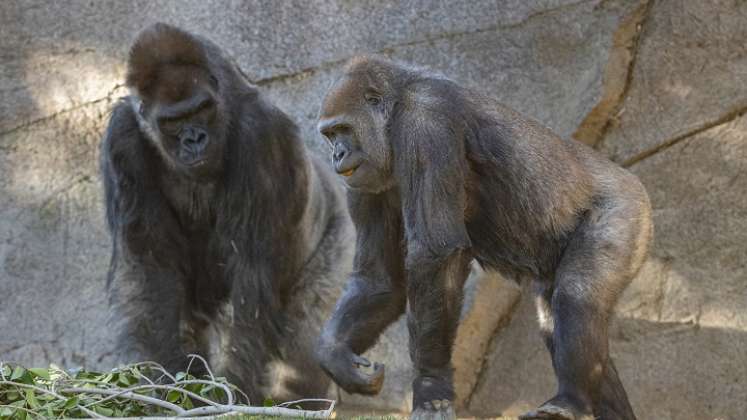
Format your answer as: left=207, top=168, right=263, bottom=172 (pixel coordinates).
left=408, top=251, right=471, bottom=420
left=597, top=358, right=636, bottom=420
left=522, top=198, right=644, bottom=420
left=269, top=210, right=355, bottom=404
left=205, top=304, right=275, bottom=404
left=529, top=280, right=633, bottom=420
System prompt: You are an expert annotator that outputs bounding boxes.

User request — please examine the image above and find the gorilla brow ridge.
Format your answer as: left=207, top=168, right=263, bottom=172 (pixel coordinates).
left=126, top=22, right=208, bottom=95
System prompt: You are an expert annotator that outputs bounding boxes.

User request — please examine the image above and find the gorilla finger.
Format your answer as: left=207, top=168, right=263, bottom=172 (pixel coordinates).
left=352, top=354, right=372, bottom=367
left=347, top=362, right=385, bottom=395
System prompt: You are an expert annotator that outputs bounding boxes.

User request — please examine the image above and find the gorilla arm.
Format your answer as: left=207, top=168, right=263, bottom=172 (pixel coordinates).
left=315, top=190, right=407, bottom=395
left=394, top=105, right=473, bottom=409
left=102, top=100, right=191, bottom=370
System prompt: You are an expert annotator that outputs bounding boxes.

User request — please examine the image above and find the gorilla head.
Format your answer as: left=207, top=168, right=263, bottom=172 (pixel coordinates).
left=125, top=24, right=240, bottom=178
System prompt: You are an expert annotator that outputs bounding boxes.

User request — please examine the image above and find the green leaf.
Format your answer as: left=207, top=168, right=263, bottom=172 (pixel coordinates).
left=0, top=407, right=13, bottom=416
left=263, top=397, right=276, bottom=407
left=117, top=374, right=132, bottom=386
left=24, top=389, right=39, bottom=409
left=182, top=396, right=194, bottom=409
left=9, top=400, right=26, bottom=420
left=9, top=368, right=32, bottom=385
left=35, top=393, right=54, bottom=402
left=1, top=365, right=11, bottom=378
left=185, top=383, right=201, bottom=393
left=93, top=406, right=114, bottom=416
left=9, top=367, right=25, bottom=381
left=63, top=397, right=78, bottom=410
left=5, top=390, right=21, bottom=401
left=166, top=390, right=181, bottom=403
left=27, top=368, right=50, bottom=381
left=212, top=388, right=227, bottom=403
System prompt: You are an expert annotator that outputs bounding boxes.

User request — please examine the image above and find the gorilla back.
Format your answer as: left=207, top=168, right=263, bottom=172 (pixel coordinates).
left=100, top=23, right=353, bottom=401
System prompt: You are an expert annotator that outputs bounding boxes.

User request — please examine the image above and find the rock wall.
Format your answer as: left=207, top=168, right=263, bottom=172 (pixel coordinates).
left=1, top=1, right=744, bottom=419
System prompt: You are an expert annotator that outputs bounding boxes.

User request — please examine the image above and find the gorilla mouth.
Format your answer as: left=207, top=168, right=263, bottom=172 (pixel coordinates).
left=184, top=158, right=207, bottom=168
left=178, top=150, right=208, bottom=168
left=336, top=162, right=361, bottom=177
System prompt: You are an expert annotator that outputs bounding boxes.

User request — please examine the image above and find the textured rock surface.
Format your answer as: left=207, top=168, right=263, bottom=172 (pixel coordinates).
left=1, top=0, right=745, bottom=419
left=0, top=99, right=121, bottom=367
left=598, top=0, right=747, bottom=164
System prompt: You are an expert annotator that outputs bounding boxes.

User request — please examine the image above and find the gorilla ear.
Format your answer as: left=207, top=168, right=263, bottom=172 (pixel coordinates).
left=126, top=22, right=207, bottom=95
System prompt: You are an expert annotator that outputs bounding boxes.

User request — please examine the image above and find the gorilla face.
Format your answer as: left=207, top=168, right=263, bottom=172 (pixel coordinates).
left=135, top=64, right=226, bottom=178
left=318, top=65, right=398, bottom=194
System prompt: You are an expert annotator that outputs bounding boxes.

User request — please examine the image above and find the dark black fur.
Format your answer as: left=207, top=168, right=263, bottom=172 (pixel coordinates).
left=316, top=56, right=652, bottom=420
left=101, top=23, right=353, bottom=402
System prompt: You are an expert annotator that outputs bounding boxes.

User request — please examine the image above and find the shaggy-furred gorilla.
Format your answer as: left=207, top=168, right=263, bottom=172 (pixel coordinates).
left=101, top=23, right=353, bottom=402
left=315, top=56, right=652, bottom=420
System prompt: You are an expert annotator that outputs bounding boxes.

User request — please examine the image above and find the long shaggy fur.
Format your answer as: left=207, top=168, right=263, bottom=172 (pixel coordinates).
left=101, top=23, right=354, bottom=401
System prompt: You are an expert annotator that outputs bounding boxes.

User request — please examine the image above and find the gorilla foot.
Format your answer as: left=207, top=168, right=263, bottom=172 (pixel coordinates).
left=411, top=400, right=455, bottom=420
left=316, top=346, right=385, bottom=395
left=519, top=397, right=594, bottom=420
left=411, top=376, right=455, bottom=420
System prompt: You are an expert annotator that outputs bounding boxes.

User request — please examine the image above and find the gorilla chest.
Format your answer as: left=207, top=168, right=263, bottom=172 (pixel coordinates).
left=183, top=227, right=231, bottom=311
left=161, top=174, right=218, bottom=227
left=160, top=175, right=230, bottom=304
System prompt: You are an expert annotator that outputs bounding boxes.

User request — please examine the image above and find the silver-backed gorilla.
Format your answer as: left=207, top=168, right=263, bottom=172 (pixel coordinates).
left=101, top=23, right=353, bottom=402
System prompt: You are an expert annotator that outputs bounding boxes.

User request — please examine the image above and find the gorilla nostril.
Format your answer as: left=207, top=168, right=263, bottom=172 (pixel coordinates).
left=181, top=129, right=208, bottom=147
left=333, top=143, right=349, bottom=162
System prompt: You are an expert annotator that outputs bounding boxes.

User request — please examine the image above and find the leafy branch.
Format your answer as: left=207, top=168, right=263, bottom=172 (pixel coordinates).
left=0, top=355, right=335, bottom=419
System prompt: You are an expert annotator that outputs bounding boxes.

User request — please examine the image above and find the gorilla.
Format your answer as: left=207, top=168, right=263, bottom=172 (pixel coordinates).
left=100, top=23, right=353, bottom=402
left=315, top=56, right=652, bottom=420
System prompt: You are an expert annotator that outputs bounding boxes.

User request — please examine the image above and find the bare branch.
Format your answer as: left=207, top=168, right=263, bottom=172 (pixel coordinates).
left=72, top=384, right=219, bottom=409
left=59, top=387, right=185, bottom=416
left=180, top=401, right=336, bottom=418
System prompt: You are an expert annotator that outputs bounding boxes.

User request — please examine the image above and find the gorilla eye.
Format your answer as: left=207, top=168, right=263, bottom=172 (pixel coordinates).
left=365, top=92, right=382, bottom=106
left=197, top=98, right=216, bottom=113
left=209, top=74, right=219, bottom=89
left=159, top=118, right=182, bottom=135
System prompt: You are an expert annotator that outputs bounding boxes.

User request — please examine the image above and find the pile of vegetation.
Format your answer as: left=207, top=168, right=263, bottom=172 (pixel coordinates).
left=0, top=355, right=334, bottom=419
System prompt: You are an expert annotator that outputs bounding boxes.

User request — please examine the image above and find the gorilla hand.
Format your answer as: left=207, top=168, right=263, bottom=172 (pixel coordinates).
left=316, top=344, right=385, bottom=395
